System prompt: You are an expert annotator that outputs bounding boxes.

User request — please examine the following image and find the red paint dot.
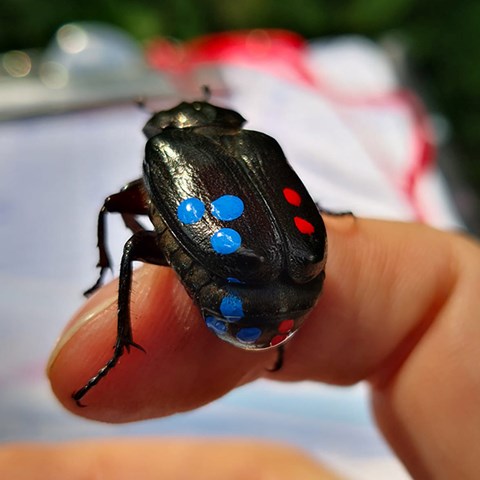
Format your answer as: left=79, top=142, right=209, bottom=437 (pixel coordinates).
left=283, top=188, right=301, bottom=207
left=270, top=334, right=288, bottom=346
left=294, top=216, right=315, bottom=235
left=278, top=319, right=295, bottom=333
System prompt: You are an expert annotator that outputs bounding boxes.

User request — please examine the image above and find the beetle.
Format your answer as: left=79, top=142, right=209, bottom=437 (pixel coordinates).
left=72, top=99, right=327, bottom=405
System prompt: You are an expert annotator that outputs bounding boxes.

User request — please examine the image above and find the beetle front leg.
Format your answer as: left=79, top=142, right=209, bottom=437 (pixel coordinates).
left=85, top=179, right=150, bottom=296
left=73, top=230, right=167, bottom=406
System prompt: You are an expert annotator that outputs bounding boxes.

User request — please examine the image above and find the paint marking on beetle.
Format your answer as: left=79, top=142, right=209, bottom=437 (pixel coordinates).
left=294, top=216, right=315, bottom=235
left=219, top=295, right=244, bottom=321
left=177, top=197, right=205, bottom=224
left=210, top=228, right=242, bottom=254
left=283, top=187, right=302, bottom=207
left=211, top=195, right=244, bottom=221
left=236, top=327, right=262, bottom=344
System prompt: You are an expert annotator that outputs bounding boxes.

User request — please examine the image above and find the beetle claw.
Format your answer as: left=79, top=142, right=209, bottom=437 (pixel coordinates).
left=124, top=340, right=146, bottom=354
left=72, top=395, right=87, bottom=408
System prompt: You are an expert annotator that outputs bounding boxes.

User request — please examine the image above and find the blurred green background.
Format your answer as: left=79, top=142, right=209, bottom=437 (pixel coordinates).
left=2, top=0, right=479, bottom=199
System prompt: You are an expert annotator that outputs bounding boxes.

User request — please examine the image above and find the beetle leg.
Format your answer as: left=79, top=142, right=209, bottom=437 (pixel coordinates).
left=85, top=179, right=151, bottom=296
left=73, top=230, right=167, bottom=406
left=267, top=345, right=285, bottom=372
left=316, top=204, right=354, bottom=217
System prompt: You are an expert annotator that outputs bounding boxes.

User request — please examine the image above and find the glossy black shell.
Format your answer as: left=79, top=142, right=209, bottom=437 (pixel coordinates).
left=143, top=101, right=327, bottom=349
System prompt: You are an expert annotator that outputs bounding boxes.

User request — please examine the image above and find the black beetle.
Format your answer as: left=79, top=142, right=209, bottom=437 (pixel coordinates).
left=73, top=99, right=327, bottom=405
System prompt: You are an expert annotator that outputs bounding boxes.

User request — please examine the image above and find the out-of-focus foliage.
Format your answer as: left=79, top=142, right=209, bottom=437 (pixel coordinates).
left=1, top=0, right=479, bottom=188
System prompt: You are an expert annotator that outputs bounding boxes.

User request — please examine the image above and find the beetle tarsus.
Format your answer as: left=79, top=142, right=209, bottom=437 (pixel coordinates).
left=71, top=338, right=146, bottom=406
left=71, top=346, right=125, bottom=406
left=83, top=266, right=111, bottom=297
left=267, top=345, right=285, bottom=372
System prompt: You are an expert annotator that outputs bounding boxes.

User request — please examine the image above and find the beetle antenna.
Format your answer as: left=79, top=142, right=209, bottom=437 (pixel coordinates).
left=201, top=85, right=211, bottom=101
left=135, top=96, right=153, bottom=115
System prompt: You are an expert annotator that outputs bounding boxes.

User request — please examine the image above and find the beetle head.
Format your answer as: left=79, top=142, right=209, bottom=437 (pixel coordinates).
left=143, top=101, right=246, bottom=139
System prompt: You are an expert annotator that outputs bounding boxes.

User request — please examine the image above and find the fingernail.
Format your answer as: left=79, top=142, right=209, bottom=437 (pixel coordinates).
left=46, top=295, right=117, bottom=374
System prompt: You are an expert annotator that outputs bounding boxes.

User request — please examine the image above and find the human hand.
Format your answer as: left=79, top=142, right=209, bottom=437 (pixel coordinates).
left=42, top=218, right=480, bottom=478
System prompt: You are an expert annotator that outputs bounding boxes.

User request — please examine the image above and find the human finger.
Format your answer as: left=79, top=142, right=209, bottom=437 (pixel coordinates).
left=48, top=217, right=462, bottom=419
left=0, top=438, right=340, bottom=480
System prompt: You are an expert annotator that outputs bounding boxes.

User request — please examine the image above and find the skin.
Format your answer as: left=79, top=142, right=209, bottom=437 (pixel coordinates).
left=0, top=439, right=340, bottom=480
left=3, top=216, right=480, bottom=479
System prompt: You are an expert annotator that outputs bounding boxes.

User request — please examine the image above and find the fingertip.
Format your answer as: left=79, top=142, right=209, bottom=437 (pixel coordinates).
left=49, top=265, right=271, bottom=422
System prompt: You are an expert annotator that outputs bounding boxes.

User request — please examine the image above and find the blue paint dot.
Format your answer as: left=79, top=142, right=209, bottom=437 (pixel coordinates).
left=211, top=195, right=244, bottom=221
left=205, top=316, right=227, bottom=334
left=236, top=327, right=262, bottom=344
left=220, top=295, right=244, bottom=320
left=177, top=198, right=205, bottom=224
left=211, top=228, right=241, bottom=255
